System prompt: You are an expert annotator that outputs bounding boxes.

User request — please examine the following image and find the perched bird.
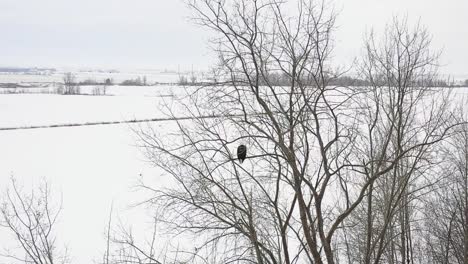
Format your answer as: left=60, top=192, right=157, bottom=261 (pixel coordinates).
left=237, top=144, right=247, bottom=163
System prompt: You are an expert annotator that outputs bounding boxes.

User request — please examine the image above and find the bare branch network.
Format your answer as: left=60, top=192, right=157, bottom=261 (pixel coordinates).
left=129, top=1, right=468, bottom=263
left=1, top=1, right=467, bottom=264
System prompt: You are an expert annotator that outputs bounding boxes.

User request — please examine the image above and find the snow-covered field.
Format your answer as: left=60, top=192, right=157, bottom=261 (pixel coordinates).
left=0, top=91, right=167, bottom=128
left=0, top=85, right=179, bottom=263
left=1, top=71, right=467, bottom=263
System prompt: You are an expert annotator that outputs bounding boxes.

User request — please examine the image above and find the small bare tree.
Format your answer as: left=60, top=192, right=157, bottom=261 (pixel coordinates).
left=0, top=178, right=69, bottom=264
left=177, top=75, right=188, bottom=86
left=107, top=219, right=163, bottom=264
left=102, top=209, right=192, bottom=264
left=63, top=72, right=79, bottom=95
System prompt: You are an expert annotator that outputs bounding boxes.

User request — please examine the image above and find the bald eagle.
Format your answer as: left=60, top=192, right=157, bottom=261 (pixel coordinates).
left=237, top=145, right=247, bottom=163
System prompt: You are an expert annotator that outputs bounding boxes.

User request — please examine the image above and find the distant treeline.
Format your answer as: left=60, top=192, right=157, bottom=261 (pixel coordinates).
left=78, top=76, right=149, bottom=86
left=0, top=67, right=56, bottom=74
left=225, top=72, right=468, bottom=87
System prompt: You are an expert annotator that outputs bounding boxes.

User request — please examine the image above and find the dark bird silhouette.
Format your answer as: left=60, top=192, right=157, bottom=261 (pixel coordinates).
left=237, top=145, right=247, bottom=163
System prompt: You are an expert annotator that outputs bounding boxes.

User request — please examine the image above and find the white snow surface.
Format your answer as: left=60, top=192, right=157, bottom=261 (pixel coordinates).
left=0, top=93, right=159, bottom=128
left=0, top=88, right=179, bottom=264
left=0, top=83, right=467, bottom=264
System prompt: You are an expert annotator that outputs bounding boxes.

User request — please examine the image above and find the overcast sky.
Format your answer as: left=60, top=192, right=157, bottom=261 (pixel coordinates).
left=1, top=0, right=467, bottom=76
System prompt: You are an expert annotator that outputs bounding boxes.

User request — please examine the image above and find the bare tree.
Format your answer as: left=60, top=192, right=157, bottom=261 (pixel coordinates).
left=63, top=72, right=79, bottom=95
left=136, top=2, right=459, bottom=264
left=108, top=218, right=163, bottom=264
left=423, top=103, right=468, bottom=264
left=177, top=75, right=188, bottom=86
left=0, top=178, right=69, bottom=264
left=339, top=17, right=459, bottom=264
left=102, top=210, right=195, bottom=264
left=190, top=74, right=197, bottom=85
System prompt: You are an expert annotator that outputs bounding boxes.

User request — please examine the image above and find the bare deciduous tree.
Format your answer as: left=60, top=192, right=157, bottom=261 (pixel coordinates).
left=63, top=72, right=79, bottom=95
left=0, top=178, right=69, bottom=264
left=340, top=17, right=458, bottom=264
left=102, top=209, right=193, bottom=264
left=423, top=104, right=468, bottom=264
left=135, top=1, right=461, bottom=264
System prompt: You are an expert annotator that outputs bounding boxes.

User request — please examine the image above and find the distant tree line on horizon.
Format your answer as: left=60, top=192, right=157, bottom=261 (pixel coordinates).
left=0, top=67, right=56, bottom=74
left=176, top=70, right=468, bottom=87
left=215, top=71, right=468, bottom=88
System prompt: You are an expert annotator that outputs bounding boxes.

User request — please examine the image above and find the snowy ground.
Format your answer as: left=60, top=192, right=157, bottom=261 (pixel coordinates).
left=0, top=87, right=178, bottom=263
left=0, top=92, right=165, bottom=128
left=0, top=78, right=467, bottom=263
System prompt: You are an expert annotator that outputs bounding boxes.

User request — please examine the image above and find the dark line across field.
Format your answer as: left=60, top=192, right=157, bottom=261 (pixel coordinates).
left=0, top=114, right=243, bottom=131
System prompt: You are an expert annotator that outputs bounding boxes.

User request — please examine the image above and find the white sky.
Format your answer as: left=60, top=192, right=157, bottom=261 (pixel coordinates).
left=0, top=0, right=467, bottom=76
